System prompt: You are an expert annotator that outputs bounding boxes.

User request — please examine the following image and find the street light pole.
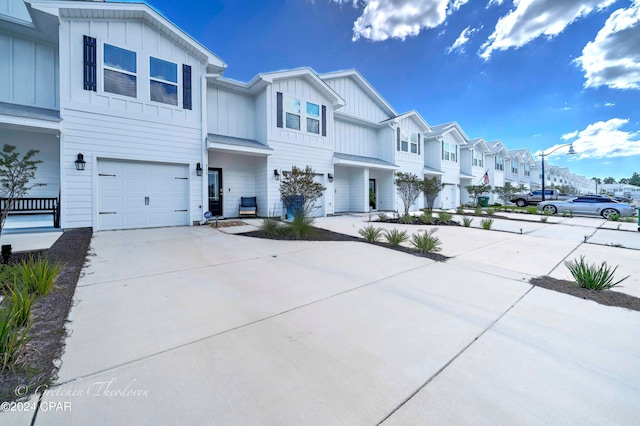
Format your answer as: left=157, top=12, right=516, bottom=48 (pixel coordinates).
left=539, top=143, right=577, bottom=201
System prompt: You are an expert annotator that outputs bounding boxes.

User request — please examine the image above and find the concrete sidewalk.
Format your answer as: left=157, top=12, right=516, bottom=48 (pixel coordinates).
left=6, top=217, right=639, bottom=425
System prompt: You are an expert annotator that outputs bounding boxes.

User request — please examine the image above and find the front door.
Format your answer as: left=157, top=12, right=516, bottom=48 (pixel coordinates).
left=208, top=168, right=223, bottom=216
left=369, top=179, right=376, bottom=209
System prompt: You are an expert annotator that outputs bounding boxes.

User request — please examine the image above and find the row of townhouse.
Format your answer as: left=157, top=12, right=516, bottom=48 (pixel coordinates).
left=1, top=0, right=596, bottom=232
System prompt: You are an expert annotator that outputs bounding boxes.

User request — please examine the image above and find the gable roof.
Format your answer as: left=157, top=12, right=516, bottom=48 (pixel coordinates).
left=29, top=0, right=226, bottom=71
left=212, top=68, right=346, bottom=107
left=381, top=110, right=431, bottom=132
left=425, top=121, right=468, bottom=143
left=320, top=70, right=397, bottom=117
left=486, top=140, right=510, bottom=157
left=466, top=138, right=491, bottom=152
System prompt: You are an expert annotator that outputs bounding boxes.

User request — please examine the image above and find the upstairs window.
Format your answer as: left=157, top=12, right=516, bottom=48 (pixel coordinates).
left=150, top=57, right=178, bottom=106
left=285, top=97, right=301, bottom=130
left=511, top=163, right=518, bottom=174
left=306, top=102, right=320, bottom=134
left=104, top=44, right=137, bottom=98
left=473, top=150, right=483, bottom=167
left=442, top=142, right=457, bottom=162
left=524, top=164, right=530, bottom=176
left=401, top=131, right=409, bottom=152
left=495, top=156, right=504, bottom=170
left=410, top=133, right=418, bottom=154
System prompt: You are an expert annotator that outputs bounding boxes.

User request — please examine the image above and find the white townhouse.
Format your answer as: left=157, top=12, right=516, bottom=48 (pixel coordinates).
left=485, top=140, right=509, bottom=204
left=460, top=138, right=491, bottom=205
left=2, top=0, right=226, bottom=231
left=509, top=149, right=536, bottom=190
left=321, top=71, right=431, bottom=214
left=423, top=122, right=468, bottom=209
left=505, top=150, right=524, bottom=188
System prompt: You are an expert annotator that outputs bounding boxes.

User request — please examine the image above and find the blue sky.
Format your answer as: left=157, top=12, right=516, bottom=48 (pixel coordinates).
left=119, top=0, right=640, bottom=180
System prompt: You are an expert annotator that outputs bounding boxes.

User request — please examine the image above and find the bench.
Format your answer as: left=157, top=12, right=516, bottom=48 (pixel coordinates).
left=1, top=197, right=60, bottom=228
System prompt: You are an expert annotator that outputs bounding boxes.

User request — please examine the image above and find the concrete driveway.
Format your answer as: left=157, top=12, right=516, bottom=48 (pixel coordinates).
left=12, top=217, right=640, bottom=425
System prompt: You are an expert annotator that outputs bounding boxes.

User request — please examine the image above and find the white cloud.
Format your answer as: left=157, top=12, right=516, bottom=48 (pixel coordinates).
left=479, top=0, right=616, bottom=60
left=575, top=1, right=640, bottom=90
left=448, top=25, right=482, bottom=53
left=560, top=118, right=640, bottom=159
left=331, top=0, right=469, bottom=42
left=604, top=102, right=615, bottom=107
left=486, top=0, right=505, bottom=7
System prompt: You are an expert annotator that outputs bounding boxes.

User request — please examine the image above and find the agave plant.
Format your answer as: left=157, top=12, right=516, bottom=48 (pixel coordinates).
left=358, top=225, right=383, bottom=243
left=384, top=228, right=409, bottom=246
left=565, top=256, right=629, bottom=291
left=410, top=228, right=441, bottom=254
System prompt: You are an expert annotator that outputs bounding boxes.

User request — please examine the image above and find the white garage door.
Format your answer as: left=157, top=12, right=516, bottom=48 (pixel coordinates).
left=98, top=159, right=189, bottom=230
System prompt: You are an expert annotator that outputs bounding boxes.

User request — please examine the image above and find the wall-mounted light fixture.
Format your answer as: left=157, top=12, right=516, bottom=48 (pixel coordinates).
left=196, top=163, right=203, bottom=176
left=74, top=153, right=86, bottom=171
left=328, top=173, right=334, bottom=183
left=274, top=169, right=280, bottom=181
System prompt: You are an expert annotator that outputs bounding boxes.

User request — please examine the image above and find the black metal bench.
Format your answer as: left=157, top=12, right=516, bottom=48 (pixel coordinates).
left=1, top=197, right=60, bottom=228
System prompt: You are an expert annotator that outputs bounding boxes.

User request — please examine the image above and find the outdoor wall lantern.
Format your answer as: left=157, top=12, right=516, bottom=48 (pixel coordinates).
left=328, top=173, right=334, bottom=183
left=274, top=169, right=280, bottom=180
left=74, top=153, right=86, bottom=171
left=196, top=163, right=203, bottom=176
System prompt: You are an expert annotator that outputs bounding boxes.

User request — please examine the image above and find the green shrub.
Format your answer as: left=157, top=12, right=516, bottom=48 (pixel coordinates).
left=608, top=213, right=620, bottom=222
left=474, top=205, right=482, bottom=216
left=398, top=215, right=415, bottom=224
left=6, top=280, right=35, bottom=327
left=565, top=256, right=629, bottom=291
left=540, top=216, right=548, bottom=223
left=260, top=216, right=283, bottom=238
left=480, top=218, right=494, bottom=230
left=526, top=206, right=538, bottom=214
left=419, top=212, right=434, bottom=224
left=437, top=211, right=452, bottom=223
left=284, top=210, right=316, bottom=240
left=544, top=209, right=553, bottom=216
left=358, top=225, right=383, bottom=243
left=410, top=228, right=441, bottom=254
left=384, top=228, right=409, bottom=246
left=0, top=309, right=32, bottom=372
left=462, top=216, right=473, bottom=227
left=569, top=210, right=574, bottom=218
left=377, top=213, right=388, bottom=221
left=13, top=256, right=63, bottom=296
left=486, top=208, right=496, bottom=215
left=455, top=206, right=464, bottom=215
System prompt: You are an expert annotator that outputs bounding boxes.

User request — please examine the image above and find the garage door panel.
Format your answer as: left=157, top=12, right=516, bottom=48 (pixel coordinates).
left=98, top=160, right=189, bottom=231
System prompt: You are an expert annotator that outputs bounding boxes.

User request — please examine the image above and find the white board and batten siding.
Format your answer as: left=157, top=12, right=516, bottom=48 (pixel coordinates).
left=57, top=17, right=207, bottom=229
left=0, top=32, right=59, bottom=110
left=334, top=119, right=379, bottom=158
left=207, top=87, right=256, bottom=140
left=267, top=79, right=336, bottom=217
left=394, top=117, right=426, bottom=212
left=324, top=77, right=389, bottom=123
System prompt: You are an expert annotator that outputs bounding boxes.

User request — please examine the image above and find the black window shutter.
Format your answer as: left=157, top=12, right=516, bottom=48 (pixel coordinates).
left=276, top=92, right=283, bottom=128
left=418, top=133, right=421, bottom=155
left=321, top=105, right=327, bottom=136
left=83, top=35, right=97, bottom=91
left=182, top=64, right=192, bottom=110
left=396, top=127, right=400, bottom=151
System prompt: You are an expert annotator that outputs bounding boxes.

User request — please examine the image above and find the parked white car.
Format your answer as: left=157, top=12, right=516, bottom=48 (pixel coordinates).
left=538, top=195, right=637, bottom=219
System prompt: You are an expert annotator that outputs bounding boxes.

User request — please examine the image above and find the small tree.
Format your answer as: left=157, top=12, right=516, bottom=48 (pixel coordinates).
left=464, top=183, right=492, bottom=206
left=395, top=172, right=422, bottom=216
left=422, top=176, right=442, bottom=214
left=0, top=145, right=41, bottom=237
left=492, top=182, right=520, bottom=205
left=279, top=166, right=326, bottom=216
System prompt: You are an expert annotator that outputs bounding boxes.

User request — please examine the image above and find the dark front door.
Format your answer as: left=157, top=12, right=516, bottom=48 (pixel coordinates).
left=208, top=168, right=223, bottom=216
left=369, top=178, right=376, bottom=209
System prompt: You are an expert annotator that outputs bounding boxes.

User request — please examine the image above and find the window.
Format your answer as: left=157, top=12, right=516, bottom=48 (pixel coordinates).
left=473, top=150, right=483, bottom=167
left=495, top=156, right=504, bottom=170
left=285, top=97, right=301, bottom=130
left=410, top=133, right=418, bottom=154
left=104, top=44, right=137, bottom=98
left=400, top=131, right=409, bottom=152
left=306, top=102, right=320, bottom=134
left=442, top=142, right=457, bottom=162
left=511, top=163, right=518, bottom=174
left=149, top=57, right=178, bottom=105
left=524, top=164, right=530, bottom=176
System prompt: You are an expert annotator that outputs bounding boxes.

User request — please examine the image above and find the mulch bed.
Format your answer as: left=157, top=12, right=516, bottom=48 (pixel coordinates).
left=210, top=220, right=247, bottom=229
left=530, top=276, right=640, bottom=312
left=0, top=228, right=92, bottom=402
left=240, top=226, right=449, bottom=262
